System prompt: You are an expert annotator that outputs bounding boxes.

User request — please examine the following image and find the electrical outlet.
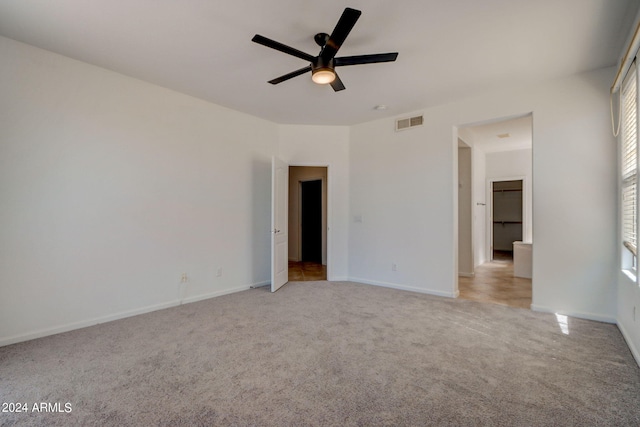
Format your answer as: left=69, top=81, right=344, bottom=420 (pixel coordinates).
left=392, top=263, right=397, bottom=272
left=181, top=273, right=188, bottom=283
left=216, top=268, right=222, bottom=277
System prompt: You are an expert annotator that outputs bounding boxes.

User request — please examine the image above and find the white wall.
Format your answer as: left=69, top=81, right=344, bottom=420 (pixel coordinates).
left=0, top=34, right=621, bottom=347
left=349, top=67, right=617, bottom=321
left=486, top=149, right=533, bottom=243
left=277, top=125, right=350, bottom=280
left=618, top=272, right=640, bottom=365
left=349, top=108, right=458, bottom=297
left=0, top=37, right=278, bottom=345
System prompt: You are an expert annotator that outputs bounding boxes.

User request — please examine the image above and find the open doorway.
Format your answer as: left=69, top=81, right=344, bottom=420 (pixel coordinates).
left=491, top=179, right=523, bottom=261
left=301, top=180, right=322, bottom=263
left=456, top=114, right=532, bottom=309
left=288, top=166, right=327, bottom=281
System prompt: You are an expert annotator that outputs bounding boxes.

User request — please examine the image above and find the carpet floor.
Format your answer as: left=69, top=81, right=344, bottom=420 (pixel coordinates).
left=1, top=281, right=639, bottom=426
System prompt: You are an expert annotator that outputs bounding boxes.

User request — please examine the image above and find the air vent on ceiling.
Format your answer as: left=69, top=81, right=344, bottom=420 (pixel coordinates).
left=396, top=115, right=424, bottom=131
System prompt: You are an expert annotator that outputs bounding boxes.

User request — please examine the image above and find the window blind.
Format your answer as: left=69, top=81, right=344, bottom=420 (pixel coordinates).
left=622, top=63, right=638, bottom=255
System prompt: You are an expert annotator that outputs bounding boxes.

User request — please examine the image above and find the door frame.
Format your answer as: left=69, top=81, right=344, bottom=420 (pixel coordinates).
left=487, top=176, right=527, bottom=261
left=289, top=163, right=332, bottom=280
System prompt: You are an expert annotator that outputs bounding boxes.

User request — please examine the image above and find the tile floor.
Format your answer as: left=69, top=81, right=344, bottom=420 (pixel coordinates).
left=288, top=257, right=531, bottom=309
left=288, top=261, right=327, bottom=281
left=458, top=258, right=532, bottom=309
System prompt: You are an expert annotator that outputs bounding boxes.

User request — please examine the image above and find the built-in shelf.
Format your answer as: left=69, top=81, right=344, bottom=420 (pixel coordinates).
left=493, top=221, right=523, bottom=224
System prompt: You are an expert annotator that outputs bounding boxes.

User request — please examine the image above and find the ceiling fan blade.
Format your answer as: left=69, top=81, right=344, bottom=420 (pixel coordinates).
left=335, top=52, right=398, bottom=67
left=330, top=73, right=346, bottom=92
left=268, top=65, right=312, bottom=84
left=321, top=7, right=361, bottom=61
left=252, top=34, right=315, bottom=62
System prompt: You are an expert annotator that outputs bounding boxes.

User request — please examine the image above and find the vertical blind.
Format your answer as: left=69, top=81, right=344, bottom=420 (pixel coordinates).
left=622, top=63, right=638, bottom=256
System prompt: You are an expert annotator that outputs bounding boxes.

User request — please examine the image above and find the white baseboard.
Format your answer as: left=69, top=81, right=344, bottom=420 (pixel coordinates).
left=0, top=283, right=256, bottom=347
left=458, top=272, right=474, bottom=277
left=180, top=285, right=253, bottom=305
left=530, top=304, right=616, bottom=324
left=617, top=320, right=640, bottom=368
left=328, top=276, right=349, bottom=282
left=0, top=300, right=177, bottom=348
left=347, top=276, right=457, bottom=298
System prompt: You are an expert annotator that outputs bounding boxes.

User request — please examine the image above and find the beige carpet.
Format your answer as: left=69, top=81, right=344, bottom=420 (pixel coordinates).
left=1, top=281, right=639, bottom=426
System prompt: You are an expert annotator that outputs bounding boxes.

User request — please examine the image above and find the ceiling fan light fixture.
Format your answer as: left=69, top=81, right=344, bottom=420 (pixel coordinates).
left=252, top=7, right=398, bottom=92
left=311, top=67, right=336, bottom=84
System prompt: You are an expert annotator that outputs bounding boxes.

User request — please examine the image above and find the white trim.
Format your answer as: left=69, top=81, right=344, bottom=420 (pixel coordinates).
left=458, top=272, right=474, bottom=277
left=348, top=276, right=458, bottom=298
left=617, top=320, right=640, bottom=367
left=181, top=285, right=255, bottom=304
left=622, top=268, right=637, bottom=283
left=530, top=304, right=616, bottom=324
left=0, top=284, right=255, bottom=347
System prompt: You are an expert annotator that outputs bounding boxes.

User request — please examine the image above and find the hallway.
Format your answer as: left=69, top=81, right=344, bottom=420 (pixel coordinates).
left=288, top=261, right=327, bottom=281
left=458, top=259, right=532, bottom=309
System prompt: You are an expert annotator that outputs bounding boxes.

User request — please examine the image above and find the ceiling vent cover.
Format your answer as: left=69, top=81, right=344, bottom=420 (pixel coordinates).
left=396, top=115, right=424, bottom=131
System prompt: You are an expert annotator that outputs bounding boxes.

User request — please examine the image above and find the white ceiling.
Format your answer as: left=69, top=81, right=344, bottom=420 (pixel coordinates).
left=463, top=115, right=532, bottom=153
left=0, top=0, right=637, bottom=126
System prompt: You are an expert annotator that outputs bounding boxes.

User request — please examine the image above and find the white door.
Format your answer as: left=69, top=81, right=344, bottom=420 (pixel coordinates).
left=271, top=156, right=288, bottom=292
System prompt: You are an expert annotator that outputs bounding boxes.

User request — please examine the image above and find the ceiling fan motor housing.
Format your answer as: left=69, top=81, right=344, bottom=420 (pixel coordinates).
left=312, top=56, right=334, bottom=72
left=311, top=57, right=336, bottom=84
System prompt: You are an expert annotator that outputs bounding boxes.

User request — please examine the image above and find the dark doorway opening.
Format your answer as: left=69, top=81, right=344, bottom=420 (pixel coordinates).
left=492, top=179, right=523, bottom=261
left=301, top=180, right=322, bottom=263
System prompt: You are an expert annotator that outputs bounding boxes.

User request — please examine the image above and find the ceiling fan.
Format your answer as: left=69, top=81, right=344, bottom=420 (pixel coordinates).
left=251, top=7, right=398, bottom=92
